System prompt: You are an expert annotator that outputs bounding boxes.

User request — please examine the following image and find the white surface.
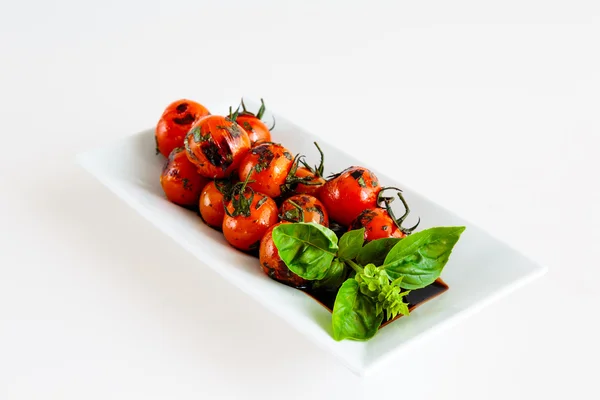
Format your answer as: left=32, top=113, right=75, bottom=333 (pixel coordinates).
left=77, top=100, right=545, bottom=375
left=0, top=0, right=598, bottom=398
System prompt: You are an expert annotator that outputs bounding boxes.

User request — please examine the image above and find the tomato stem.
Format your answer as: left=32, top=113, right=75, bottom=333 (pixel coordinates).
left=225, top=166, right=256, bottom=218
left=268, top=115, right=276, bottom=131
left=377, top=187, right=421, bottom=235
left=299, top=142, right=325, bottom=177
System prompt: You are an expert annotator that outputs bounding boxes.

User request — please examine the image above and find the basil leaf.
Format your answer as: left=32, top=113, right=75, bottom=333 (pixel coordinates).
left=332, top=279, right=383, bottom=341
left=272, top=222, right=339, bottom=280
left=382, top=226, right=466, bottom=289
left=312, top=258, right=347, bottom=291
left=337, top=228, right=365, bottom=261
left=356, top=237, right=402, bottom=266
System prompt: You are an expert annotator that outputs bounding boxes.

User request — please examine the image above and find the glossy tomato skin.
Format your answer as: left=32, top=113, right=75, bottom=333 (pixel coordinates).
left=160, top=147, right=210, bottom=207
left=185, top=115, right=251, bottom=179
left=236, top=115, right=271, bottom=145
left=199, top=180, right=232, bottom=229
left=280, top=194, right=329, bottom=226
left=319, top=166, right=381, bottom=226
left=155, top=99, right=210, bottom=157
left=293, top=167, right=326, bottom=197
left=222, top=193, right=279, bottom=251
left=350, top=208, right=406, bottom=242
left=238, top=143, right=294, bottom=198
left=259, top=222, right=309, bottom=289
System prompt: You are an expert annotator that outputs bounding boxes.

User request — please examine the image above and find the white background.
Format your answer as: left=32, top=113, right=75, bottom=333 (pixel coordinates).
left=1, top=0, right=599, bottom=398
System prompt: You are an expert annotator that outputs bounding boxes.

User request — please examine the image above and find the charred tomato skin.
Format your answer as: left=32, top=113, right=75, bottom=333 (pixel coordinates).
left=236, top=115, right=272, bottom=145
left=280, top=194, right=329, bottom=227
left=259, top=222, right=310, bottom=289
left=160, top=147, right=210, bottom=207
left=222, top=193, right=279, bottom=251
left=155, top=99, right=210, bottom=157
left=184, top=115, right=251, bottom=179
left=199, top=180, right=232, bottom=229
left=350, top=208, right=406, bottom=242
left=238, top=142, right=294, bottom=199
left=293, top=167, right=326, bottom=197
left=319, top=166, right=381, bottom=226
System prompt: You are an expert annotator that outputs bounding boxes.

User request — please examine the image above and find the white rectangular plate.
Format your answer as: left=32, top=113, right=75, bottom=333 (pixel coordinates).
left=77, top=100, right=546, bottom=376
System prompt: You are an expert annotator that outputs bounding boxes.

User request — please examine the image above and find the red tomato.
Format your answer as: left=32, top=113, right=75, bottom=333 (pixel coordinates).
left=222, top=176, right=279, bottom=251
left=259, top=222, right=309, bottom=288
left=235, top=98, right=273, bottom=145
left=160, top=147, right=210, bottom=207
left=199, top=179, right=234, bottom=229
left=238, top=142, right=294, bottom=198
left=155, top=99, right=210, bottom=157
left=280, top=194, right=329, bottom=226
left=350, top=208, right=405, bottom=242
left=292, top=167, right=326, bottom=196
left=350, top=188, right=420, bottom=241
left=319, top=166, right=381, bottom=226
left=284, top=142, right=326, bottom=196
left=237, top=115, right=271, bottom=145
left=184, top=115, right=251, bottom=179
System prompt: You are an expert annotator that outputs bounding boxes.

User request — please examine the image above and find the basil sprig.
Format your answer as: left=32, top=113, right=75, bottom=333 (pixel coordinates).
left=272, top=223, right=465, bottom=341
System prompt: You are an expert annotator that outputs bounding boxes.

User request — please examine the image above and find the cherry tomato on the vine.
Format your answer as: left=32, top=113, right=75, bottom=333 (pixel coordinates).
left=350, top=188, right=420, bottom=242
left=235, top=98, right=273, bottom=145
left=184, top=114, right=251, bottom=179
left=319, top=166, right=381, bottom=226
left=293, top=167, right=326, bottom=197
left=199, top=179, right=234, bottom=229
left=287, top=142, right=326, bottom=196
left=155, top=99, right=210, bottom=157
left=350, top=208, right=405, bottom=242
left=160, top=147, right=210, bottom=207
left=222, top=173, right=279, bottom=251
left=259, top=222, right=309, bottom=289
left=280, top=194, right=329, bottom=226
left=238, top=142, right=294, bottom=199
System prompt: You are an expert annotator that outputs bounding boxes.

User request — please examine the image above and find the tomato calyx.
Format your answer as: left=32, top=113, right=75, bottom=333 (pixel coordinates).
left=377, top=187, right=421, bottom=235
left=226, top=106, right=240, bottom=122
left=225, top=167, right=256, bottom=218
left=239, top=98, right=266, bottom=120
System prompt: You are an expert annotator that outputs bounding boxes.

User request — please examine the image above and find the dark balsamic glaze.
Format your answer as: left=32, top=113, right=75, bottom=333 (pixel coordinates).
left=304, top=278, right=449, bottom=329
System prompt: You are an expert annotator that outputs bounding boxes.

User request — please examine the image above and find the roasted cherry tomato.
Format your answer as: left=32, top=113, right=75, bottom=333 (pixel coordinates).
left=319, top=166, right=381, bottom=226
left=160, top=147, right=210, bottom=207
left=235, top=98, right=273, bottom=145
left=350, top=188, right=420, bottom=242
left=184, top=114, right=251, bottom=179
left=259, top=222, right=309, bottom=288
left=286, top=142, right=326, bottom=196
left=199, top=179, right=234, bottom=229
left=155, top=99, right=210, bottom=157
left=237, top=116, right=271, bottom=145
left=280, top=194, right=329, bottom=226
left=238, top=142, right=294, bottom=198
left=350, top=208, right=405, bottom=242
left=222, top=174, right=279, bottom=251
left=293, top=167, right=326, bottom=196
